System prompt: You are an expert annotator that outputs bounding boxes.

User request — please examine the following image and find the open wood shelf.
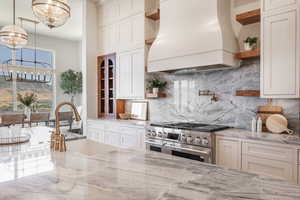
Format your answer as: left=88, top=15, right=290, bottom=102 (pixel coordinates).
left=236, top=90, right=260, bottom=97
left=236, top=9, right=261, bottom=25
left=145, top=38, right=156, bottom=45
left=236, top=49, right=260, bottom=59
left=145, top=9, right=160, bottom=21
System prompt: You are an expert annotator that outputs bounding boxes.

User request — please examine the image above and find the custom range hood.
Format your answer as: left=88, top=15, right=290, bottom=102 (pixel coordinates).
left=148, top=0, right=240, bottom=72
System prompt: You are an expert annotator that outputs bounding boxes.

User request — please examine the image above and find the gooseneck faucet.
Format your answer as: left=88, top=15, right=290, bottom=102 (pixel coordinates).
left=50, top=102, right=81, bottom=152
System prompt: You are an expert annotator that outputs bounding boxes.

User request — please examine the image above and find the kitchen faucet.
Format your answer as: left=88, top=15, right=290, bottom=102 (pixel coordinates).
left=50, top=102, right=81, bottom=152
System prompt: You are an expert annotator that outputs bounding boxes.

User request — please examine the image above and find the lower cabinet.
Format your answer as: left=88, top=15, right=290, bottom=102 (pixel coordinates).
left=87, top=120, right=145, bottom=150
left=215, top=136, right=242, bottom=170
left=242, top=154, right=294, bottom=182
left=216, top=136, right=298, bottom=184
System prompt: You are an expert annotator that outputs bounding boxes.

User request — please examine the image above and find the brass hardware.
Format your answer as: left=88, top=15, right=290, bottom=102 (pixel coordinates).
left=50, top=102, right=81, bottom=152
left=198, top=90, right=219, bottom=102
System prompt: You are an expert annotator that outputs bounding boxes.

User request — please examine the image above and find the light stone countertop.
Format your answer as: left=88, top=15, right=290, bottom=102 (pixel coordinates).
left=88, top=117, right=150, bottom=128
left=0, top=134, right=300, bottom=200
left=216, top=128, right=300, bottom=147
left=88, top=118, right=300, bottom=147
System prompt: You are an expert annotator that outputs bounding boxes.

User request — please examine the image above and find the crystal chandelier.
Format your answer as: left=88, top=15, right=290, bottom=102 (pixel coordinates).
left=32, top=0, right=71, bottom=29
left=0, top=0, right=28, bottom=49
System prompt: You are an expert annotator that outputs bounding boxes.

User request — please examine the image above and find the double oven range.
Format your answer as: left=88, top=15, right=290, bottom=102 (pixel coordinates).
left=145, top=122, right=229, bottom=164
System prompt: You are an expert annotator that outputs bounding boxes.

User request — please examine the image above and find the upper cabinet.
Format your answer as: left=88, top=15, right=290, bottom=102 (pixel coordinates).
left=263, top=0, right=297, bottom=12
left=116, top=48, right=145, bottom=99
left=261, top=0, right=300, bottom=98
left=118, top=13, right=145, bottom=52
left=119, top=0, right=144, bottom=19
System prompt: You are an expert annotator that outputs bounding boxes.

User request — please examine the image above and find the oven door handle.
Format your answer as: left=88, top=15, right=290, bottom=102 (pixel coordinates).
left=164, top=145, right=211, bottom=155
left=145, top=140, right=164, bottom=146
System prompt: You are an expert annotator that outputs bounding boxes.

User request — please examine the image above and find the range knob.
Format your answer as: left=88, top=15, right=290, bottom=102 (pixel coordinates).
left=151, top=132, right=157, bottom=137
left=147, top=131, right=152, bottom=137
left=202, top=138, right=209, bottom=145
left=181, top=134, right=186, bottom=143
left=157, top=132, right=162, bottom=137
left=186, top=136, right=193, bottom=144
left=194, top=137, right=201, bottom=144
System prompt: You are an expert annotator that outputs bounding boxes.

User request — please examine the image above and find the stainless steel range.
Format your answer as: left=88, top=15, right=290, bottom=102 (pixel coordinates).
left=145, top=122, right=229, bottom=163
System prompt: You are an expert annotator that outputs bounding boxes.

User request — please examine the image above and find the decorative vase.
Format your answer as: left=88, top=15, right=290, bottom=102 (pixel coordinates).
left=24, top=106, right=31, bottom=121
left=244, top=42, right=257, bottom=51
left=152, top=88, right=159, bottom=95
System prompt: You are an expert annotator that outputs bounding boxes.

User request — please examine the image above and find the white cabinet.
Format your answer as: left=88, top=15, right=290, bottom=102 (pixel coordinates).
left=119, top=0, right=144, bottom=19
left=215, top=136, right=242, bottom=170
left=99, top=24, right=119, bottom=55
left=104, top=132, right=122, bottom=146
left=87, top=120, right=145, bottom=150
left=242, top=155, right=294, bottom=182
left=117, top=48, right=145, bottom=99
left=263, top=0, right=297, bottom=12
left=118, top=13, right=145, bottom=52
left=215, top=135, right=298, bottom=184
left=117, top=51, right=132, bottom=98
left=261, top=1, right=300, bottom=98
left=242, top=141, right=297, bottom=183
left=121, top=132, right=141, bottom=149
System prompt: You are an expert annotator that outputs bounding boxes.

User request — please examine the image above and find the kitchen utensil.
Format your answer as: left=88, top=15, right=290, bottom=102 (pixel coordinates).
left=257, top=105, right=283, bottom=132
left=266, top=114, right=293, bottom=134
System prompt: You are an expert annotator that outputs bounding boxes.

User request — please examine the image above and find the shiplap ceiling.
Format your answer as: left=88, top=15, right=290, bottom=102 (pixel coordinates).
left=0, top=0, right=83, bottom=41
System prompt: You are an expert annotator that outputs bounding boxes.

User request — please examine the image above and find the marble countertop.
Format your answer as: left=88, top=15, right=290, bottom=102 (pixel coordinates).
left=216, top=128, right=300, bottom=147
left=88, top=117, right=150, bottom=127
left=0, top=132, right=300, bottom=200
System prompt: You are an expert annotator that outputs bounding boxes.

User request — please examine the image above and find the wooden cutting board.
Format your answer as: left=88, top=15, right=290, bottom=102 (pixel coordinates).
left=257, top=106, right=283, bottom=132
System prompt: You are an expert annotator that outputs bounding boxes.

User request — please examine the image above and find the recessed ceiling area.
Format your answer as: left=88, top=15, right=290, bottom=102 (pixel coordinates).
left=0, top=0, right=83, bottom=41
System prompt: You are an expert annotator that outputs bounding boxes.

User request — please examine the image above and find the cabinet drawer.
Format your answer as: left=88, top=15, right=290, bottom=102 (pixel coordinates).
left=263, top=0, right=297, bottom=12
left=243, top=142, right=294, bottom=162
left=242, top=155, right=294, bottom=182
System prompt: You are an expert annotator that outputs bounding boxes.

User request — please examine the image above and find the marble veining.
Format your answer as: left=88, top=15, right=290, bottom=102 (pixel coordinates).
left=216, top=128, right=300, bottom=146
left=0, top=132, right=299, bottom=200
left=147, top=59, right=300, bottom=133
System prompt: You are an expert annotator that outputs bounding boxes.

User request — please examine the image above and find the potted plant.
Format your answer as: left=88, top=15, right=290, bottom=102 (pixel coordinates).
left=17, top=93, right=37, bottom=120
left=147, top=78, right=167, bottom=95
left=244, top=36, right=258, bottom=51
left=60, top=69, right=82, bottom=103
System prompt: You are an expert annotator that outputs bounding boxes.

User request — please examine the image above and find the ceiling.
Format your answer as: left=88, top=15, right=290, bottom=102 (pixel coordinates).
left=0, top=0, right=83, bottom=41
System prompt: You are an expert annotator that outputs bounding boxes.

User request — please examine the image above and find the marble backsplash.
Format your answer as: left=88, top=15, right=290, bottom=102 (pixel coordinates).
left=146, top=59, right=300, bottom=132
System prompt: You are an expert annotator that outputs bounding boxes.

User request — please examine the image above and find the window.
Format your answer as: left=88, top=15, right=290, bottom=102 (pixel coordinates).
left=0, top=45, right=54, bottom=113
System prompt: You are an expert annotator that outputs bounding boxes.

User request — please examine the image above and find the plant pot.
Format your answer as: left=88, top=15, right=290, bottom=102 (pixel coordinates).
left=24, top=107, right=31, bottom=121
left=244, top=42, right=257, bottom=51
left=152, top=88, right=159, bottom=95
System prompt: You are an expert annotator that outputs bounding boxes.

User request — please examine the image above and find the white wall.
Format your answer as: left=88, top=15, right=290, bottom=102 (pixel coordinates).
left=26, top=34, right=82, bottom=107
left=82, top=0, right=99, bottom=121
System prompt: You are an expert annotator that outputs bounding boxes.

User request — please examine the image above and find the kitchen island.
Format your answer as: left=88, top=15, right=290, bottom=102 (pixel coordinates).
left=0, top=137, right=300, bottom=200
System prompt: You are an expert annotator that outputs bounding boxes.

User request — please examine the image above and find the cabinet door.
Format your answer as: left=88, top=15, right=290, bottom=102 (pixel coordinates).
left=263, top=0, right=296, bottom=12
left=261, top=10, right=299, bottom=98
left=119, top=0, right=132, bottom=19
left=131, top=13, right=145, bottom=49
left=104, top=132, right=121, bottom=147
left=131, top=49, right=145, bottom=99
left=119, top=18, right=132, bottom=52
left=99, top=24, right=118, bottom=55
left=117, top=52, right=132, bottom=99
left=121, top=132, right=141, bottom=149
left=242, top=155, right=295, bottom=183
left=216, top=137, right=241, bottom=170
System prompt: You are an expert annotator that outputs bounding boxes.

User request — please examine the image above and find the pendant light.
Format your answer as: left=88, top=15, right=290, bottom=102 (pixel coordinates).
left=32, top=0, right=71, bottom=29
left=0, top=0, right=28, bottom=49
